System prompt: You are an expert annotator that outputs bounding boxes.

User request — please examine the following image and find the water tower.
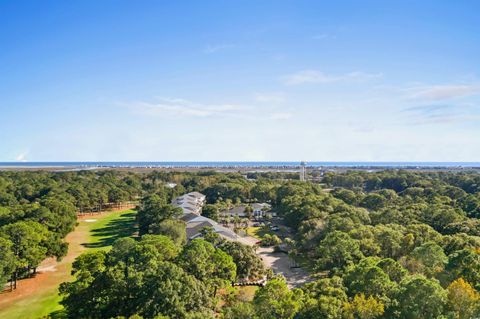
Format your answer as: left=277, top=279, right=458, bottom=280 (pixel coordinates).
left=300, top=161, right=307, bottom=181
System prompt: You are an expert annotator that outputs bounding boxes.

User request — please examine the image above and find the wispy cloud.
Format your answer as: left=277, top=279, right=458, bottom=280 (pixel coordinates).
left=282, top=70, right=382, bottom=85
left=128, top=98, right=247, bottom=118
left=348, top=121, right=375, bottom=133
left=254, top=92, right=286, bottom=103
left=270, top=112, right=293, bottom=120
left=125, top=96, right=298, bottom=122
left=403, top=103, right=480, bottom=125
left=407, top=84, right=480, bottom=100
left=400, top=82, right=480, bottom=124
left=203, top=44, right=236, bottom=54
left=404, top=104, right=452, bottom=114
left=15, top=151, right=29, bottom=162
left=413, top=114, right=480, bottom=125
left=272, top=54, right=286, bottom=62
left=312, top=33, right=336, bottom=40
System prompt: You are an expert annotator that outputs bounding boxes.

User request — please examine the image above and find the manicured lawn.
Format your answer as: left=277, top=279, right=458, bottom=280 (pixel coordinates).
left=246, top=226, right=274, bottom=239
left=0, top=209, right=137, bottom=319
left=0, top=285, right=64, bottom=319
left=84, top=209, right=137, bottom=250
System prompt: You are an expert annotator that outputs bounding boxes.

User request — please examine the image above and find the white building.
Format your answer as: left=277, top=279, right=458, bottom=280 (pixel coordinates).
left=172, top=191, right=238, bottom=241
left=252, top=203, right=274, bottom=217
left=181, top=213, right=238, bottom=241
left=172, top=191, right=206, bottom=215
left=221, top=203, right=273, bottom=218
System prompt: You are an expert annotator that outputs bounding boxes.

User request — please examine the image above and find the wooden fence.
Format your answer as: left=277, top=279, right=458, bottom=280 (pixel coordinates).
left=76, top=201, right=138, bottom=216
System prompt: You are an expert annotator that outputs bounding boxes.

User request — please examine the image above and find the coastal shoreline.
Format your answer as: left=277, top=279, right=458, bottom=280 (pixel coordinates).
left=1, top=162, right=480, bottom=173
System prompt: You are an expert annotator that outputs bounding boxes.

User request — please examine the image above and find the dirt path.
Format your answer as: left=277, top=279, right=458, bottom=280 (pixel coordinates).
left=0, top=207, right=135, bottom=318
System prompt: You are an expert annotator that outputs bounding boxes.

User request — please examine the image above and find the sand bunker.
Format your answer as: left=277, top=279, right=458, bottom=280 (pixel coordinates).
left=38, top=265, right=57, bottom=273
left=84, top=219, right=97, bottom=223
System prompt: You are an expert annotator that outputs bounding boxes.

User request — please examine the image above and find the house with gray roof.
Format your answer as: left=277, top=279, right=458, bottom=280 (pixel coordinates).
left=221, top=203, right=273, bottom=218
left=172, top=191, right=206, bottom=215
left=185, top=215, right=238, bottom=241
left=174, top=192, right=238, bottom=241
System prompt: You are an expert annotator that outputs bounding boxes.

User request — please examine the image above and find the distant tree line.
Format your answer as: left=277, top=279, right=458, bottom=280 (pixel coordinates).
left=3, top=169, right=480, bottom=318
left=0, top=170, right=142, bottom=290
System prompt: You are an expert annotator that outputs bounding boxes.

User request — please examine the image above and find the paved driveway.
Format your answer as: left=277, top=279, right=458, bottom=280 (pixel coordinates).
left=256, top=246, right=311, bottom=288
left=237, top=234, right=311, bottom=288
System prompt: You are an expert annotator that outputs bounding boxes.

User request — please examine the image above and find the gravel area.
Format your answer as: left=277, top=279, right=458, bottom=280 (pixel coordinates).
left=238, top=234, right=311, bottom=288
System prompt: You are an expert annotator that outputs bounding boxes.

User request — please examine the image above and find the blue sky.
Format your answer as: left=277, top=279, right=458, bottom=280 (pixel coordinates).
left=1, top=0, right=479, bottom=161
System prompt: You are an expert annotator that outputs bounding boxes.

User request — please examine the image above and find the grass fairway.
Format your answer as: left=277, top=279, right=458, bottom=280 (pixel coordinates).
left=0, top=209, right=137, bottom=319
left=84, top=209, right=137, bottom=250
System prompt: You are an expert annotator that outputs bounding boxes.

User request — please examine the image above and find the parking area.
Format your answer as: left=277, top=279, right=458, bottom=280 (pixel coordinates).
left=237, top=227, right=311, bottom=288
left=256, top=246, right=311, bottom=288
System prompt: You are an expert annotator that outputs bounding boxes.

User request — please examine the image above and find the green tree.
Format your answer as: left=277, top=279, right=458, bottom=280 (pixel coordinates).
left=376, top=258, right=407, bottom=283
left=1, top=221, right=48, bottom=289
left=202, top=204, right=220, bottom=221
left=222, top=302, right=256, bottom=319
left=140, top=234, right=179, bottom=261
left=139, top=261, right=212, bottom=318
left=298, top=277, right=348, bottom=319
left=360, top=193, right=386, bottom=210
left=218, top=241, right=266, bottom=280
left=177, top=239, right=236, bottom=294
left=59, top=251, right=107, bottom=318
left=244, top=205, right=254, bottom=219
left=262, top=234, right=282, bottom=247
left=344, top=257, right=396, bottom=298
left=0, top=237, right=16, bottom=288
left=152, top=219, right=187, bottom=246
left=404, top=241, right=447, bottom=277
left=253, top=277, right=303, bottom=319
left=331, top=188, right=359, bottom=205
left=343, top=294, right=384, bottom=319
left=60, top=238, right=212, bottom=319
left=137, top=195, right=181, bottom=235
left=316, top=231, right=364, bottom=273
left=372, top=225, right=404, bottom=259
left=446, top=249, right=480, bottom=289
left=446, top=278, right=480, bottom=319
left=391, top=275, right=447, bottom=319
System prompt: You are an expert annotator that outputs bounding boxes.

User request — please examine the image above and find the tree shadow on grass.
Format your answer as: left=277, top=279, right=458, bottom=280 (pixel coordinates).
left=49, top=309, right=67, bottom=319
left=83, top=212, right=137, bottom=249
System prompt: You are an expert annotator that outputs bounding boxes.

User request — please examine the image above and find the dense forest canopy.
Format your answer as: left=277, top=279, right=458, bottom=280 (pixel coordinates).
left=1, top=169, right=480, bottom=318
left=0, top=170, right=142, bottom=289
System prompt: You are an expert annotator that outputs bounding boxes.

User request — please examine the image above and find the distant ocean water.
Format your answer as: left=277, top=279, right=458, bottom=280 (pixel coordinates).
left=1, top=162, right=480, bottom=168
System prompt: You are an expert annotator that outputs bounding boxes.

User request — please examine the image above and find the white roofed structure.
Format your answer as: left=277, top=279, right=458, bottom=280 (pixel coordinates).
left=172, top=191, right=206, bottom=215
left=173, top=191, right=238, bottom=241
